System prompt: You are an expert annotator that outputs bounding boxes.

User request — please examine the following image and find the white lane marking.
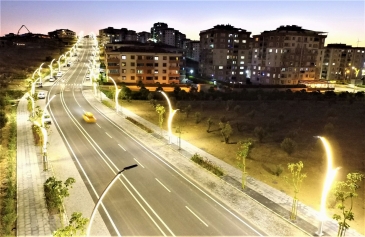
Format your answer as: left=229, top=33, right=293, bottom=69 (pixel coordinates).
left=155, top=178, right=171, bottom=193
left=185, top=206, right=208, bottom=227
left=96, top=123, right=101, bottom=128
left=60, top=87, right=170, bottom=236
left=118, top=144, right=126, bottom=151
left=105, top=132, right=112, bottom=138
left=133, top=158, right=144, bottom=168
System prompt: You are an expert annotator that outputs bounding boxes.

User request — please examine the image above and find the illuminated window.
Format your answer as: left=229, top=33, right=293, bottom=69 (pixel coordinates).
left=219, top=66, right=223, bottom=69
left=240, top=61, right=244, bottom=64
left=239, top=72, right=244, bottom=75
left=154, top=56, right=159, bottom=60
left=240, top=66, right=244, bottom=69
left=121, top=55, right=126, bottom=60
left=137, top=70, right=143, bottom=74
left=130, top=69, right=135, bottom=73
left=242, top=40, right=246, bottom=43
left=241, top=56, right=245, bottom=59
left=122, top=76, right=126, bottom=80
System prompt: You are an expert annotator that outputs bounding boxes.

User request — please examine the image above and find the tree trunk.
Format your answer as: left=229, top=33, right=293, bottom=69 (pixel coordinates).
left=290, top=197, right=298, bottom=221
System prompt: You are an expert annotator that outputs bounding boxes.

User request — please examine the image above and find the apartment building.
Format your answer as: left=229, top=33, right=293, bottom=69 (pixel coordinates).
left=150, top=22, right=186, bottom=48
left=137, top=31, right=152, bottom=43
left=99, top=27, right=139, bottom=44
left=320, top=44, right=365, bottom=81
left=183, top=40, right=200, bottom=62
left=250, top=25, right=327, bottom=85
left=105, top=44, right=181, bottom=84
left=48, top=29, right=76, bottom=39
left=199, top=24, right=252, bottom=83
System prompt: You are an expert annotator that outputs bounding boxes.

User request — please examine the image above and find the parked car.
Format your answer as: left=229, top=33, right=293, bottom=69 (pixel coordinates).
left=56, top=72, right=62, bottom=77
left=83, top=112, right=96, bottom=123
left=43, top=113, right=51, bottom=124
left=37, top=92, right=45, bottom=99
left=49, top=77, right=55, bottom=82
left=85, top=75, right=90, bottom=80
left=35, top=82, right=43, bottom=88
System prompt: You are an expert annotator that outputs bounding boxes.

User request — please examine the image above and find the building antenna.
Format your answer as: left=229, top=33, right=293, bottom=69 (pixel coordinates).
left=356, top=38, right=361, bottom=47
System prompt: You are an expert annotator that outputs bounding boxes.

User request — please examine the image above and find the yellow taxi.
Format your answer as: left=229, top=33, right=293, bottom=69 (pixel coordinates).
left=83, top=112, right=96, bottom=123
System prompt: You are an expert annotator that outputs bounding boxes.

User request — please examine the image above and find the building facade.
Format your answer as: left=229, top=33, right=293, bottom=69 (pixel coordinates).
left=150, top=22, right=186, bottom=48
left=105, top=44, right=182, bottom=84
left=320, top=44, right=365, bottom=81
left=250, top=25, right=327, bottom=85
left=199, top=24, right=252, bottom=83
left=48, top=29, right=76, bottom=39
left=183, top=40, right=200, bottom=62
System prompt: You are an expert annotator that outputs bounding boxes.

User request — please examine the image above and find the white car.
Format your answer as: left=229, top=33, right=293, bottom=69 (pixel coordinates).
left=85, top=75, right=90, bottom=80
left=49, top=77, right=55, bottom=82
left=37, top=92, right=45, bottom=99
left=56, top=72, right=62, bottom=77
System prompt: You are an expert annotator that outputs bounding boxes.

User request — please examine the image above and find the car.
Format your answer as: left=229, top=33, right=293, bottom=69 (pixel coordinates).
left=49, top=77, right=55, bottom=82
left=83, top=112, right=96, bottom=123
left=37, top=92, right=45, bottom=99
left=67, top=61, right=72, bottom=67
left=43, top=113, right=51, bottom=124
left=56, top=72, right=62, bottom=77
left=85, top=75, right=90, bottom=80
left=35, top=82, right=43, bottom=88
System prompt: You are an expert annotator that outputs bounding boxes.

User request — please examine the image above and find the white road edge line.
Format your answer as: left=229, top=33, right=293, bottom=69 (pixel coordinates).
left=96, top=123, right=101, bottom=128
left=118, top=144, right=126, bottom=151
left=185, top=206, right=208, bottom=227
left=105, top=132, right=112, bottom=138
left=155, top=178, right=171, bottom=193
left=133, top=158, right=144, bottom=168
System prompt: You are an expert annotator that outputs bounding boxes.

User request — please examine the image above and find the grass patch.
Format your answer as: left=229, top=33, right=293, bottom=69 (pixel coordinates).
left=125, top=117, right=153, bottom=133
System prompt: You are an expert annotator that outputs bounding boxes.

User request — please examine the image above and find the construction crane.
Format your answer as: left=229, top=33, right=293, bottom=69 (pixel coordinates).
left=17, top=25, right=31, bottom=35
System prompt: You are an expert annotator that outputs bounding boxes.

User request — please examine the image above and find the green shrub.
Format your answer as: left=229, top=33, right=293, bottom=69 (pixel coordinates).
left=125, top=117, right=153, bottom=133
left=280, top=137, right=297, bottom=155
left=101, top=99, right=113, bottom=108
left=191, top=153, right=224, bottom=177
left=274, top=164, right=284, bottom=176
left=254, top=126, right=266, bottom=143
left=194, top=112, right=201, bottom=124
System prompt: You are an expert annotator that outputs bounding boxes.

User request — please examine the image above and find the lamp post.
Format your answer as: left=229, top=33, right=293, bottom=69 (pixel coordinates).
left=58, top=54, right=64, bottom=72
left=28, top=93, right=35, bottom=117
left=31, top=77, right=42, bottom=96
left=48, top=59, right=55, bottom=79
left=38, top=63, right=44, bottom=84
left=314, top=136, right=341, bottom=236
left=41, top=94, right=56, bottom=127
left=32, top=68, right=39, bottom=80
left=108, top=77, right=121, bottom=114
left=34, top=121, right=49, bottom=171
left=86, top=164, right=138, bottom=237
left=352, top=66, right=360, bottom=78
left=159, top=91, right=178, bottom=144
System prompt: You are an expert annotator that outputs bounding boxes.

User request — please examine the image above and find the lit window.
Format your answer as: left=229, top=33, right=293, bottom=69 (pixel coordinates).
left=219, top=66, right=223, bottom=69
left=137, top=70, right=143, bottom=74
left=240, top=66, right=244, bottom=69
left=240, top=61, right=244, bottom=64
left=121, top=55, right=126, bottom=60
left=269, top=49, right=272, bottom=52
left=242, top=40, right=246, bottom=43
left=253, top=71, right=256, bottom=75
left=267, top=73, right=270, bottom=77
left=122, top=76, right=126, bottom=80
left=239, top=72, right=244, bottom=75
left=241, top=56, right=244, bottom=59
left=154, top=56, right=159, bottom=60
left=332, top=63, right=335, bottom=65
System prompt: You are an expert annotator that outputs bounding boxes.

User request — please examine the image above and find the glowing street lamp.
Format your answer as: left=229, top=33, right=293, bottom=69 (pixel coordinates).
left=159, top=91, right=179, bottom=144
left=314, top=136, right=341, bottom=236
left=108, top=77, right=121, bottom=114
left=57, top=54, right=64, bottom=72
left=32, top=68, right=39, bottom=80
left=31, top=77, right=42, bottom=96
left=352, top=66, right=360, bottom=78
left=48, top=59, right=55, bottom=79
left=41, top=94, right=56, bottom=127
left=86, top=164, right=138, bottom=237
left=38, top=63, right=44, bottom=83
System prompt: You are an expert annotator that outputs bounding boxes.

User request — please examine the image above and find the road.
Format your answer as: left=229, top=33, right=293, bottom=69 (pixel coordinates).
left=45, top=38, right=265, bottom=236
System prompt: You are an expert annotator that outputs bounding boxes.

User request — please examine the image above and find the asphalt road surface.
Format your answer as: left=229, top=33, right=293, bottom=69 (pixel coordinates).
left=46, top=38, right=265, bottom=236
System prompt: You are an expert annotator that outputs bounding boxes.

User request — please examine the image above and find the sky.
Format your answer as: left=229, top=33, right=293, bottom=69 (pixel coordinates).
left=1, top=0, right=364, bottom=47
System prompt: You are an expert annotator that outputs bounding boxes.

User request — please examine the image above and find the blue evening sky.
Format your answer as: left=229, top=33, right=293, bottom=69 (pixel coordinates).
left=1, top=0, right=364, bottom=47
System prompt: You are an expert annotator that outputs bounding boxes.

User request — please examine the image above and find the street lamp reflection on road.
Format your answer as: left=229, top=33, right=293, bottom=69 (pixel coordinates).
left=86, top=164, right=138, bottom=237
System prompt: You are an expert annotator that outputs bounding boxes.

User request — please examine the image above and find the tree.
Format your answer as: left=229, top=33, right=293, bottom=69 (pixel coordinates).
left=236, top=140, right=253, bottom=189
left=332, top=173, right=364, bottom=237
left=254, top=126, right=266, bottom=143
left=155, top=104, right=165, bottom=136
left=185, top=104, right=191, bottom=118
left=233, top=105, right=241, bottom=117
left=206, top=117, right=213, bottom=133
left=194, top=112, right=201, bottom=124
left=284, top=161, right=307, bottom=221
left=219, top=121, right=233, bottom=144
left=53, top=212, right=89, bottom=237
left=281, top=137, right=297, bottom=155
left=0, top=110, right=8, bottom=130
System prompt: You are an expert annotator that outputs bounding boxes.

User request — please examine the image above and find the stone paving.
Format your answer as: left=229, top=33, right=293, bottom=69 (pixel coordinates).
left=16, top=86, right=364, bottom=236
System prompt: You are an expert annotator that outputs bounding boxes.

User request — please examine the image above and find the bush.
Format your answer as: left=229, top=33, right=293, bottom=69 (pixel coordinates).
left=194, top=112, right=201, bottom=124
left=280, top=137, right=297, bottom=155
left=191, top=153, right=224, bottom=177
left=274, top=164, right=284, bottom=176
left=254, top=126, right=266, bottom=143
left=125, top=117, right=153, bottom=133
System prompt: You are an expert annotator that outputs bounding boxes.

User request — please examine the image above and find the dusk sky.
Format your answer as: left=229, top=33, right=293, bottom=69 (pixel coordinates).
left=1, top=0, right=364, bottom=47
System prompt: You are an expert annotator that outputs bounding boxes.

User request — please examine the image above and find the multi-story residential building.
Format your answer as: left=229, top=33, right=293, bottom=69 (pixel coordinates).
left=320, top=44, right=365, bottom=81
left=48, top=29, right=76, bottom=39
left=99, top=27, right=138, bottom=44
left=137, top=31, right=152, bottom=43
left=183, top=40, right=200, bottom=62
left=250, top=25, right=327, bottom=85
left=199, top=24, right=252, bottom=83
left=150, top=22, right=186, bottom=48
left=104, top=44, right=181, bottom=84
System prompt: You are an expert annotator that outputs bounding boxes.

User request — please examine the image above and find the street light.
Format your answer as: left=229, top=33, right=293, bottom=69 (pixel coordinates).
left=33, top=121, right=49, bottom=171
left=38, top=63, right=44, bottom=83
left=41, top=94, right=56, bottom=127
left=352, top=66, right=360, bottom=78
left=108, top=76, right=121, bottom=114
left=32, top=68, right=39, bottom=80
left=28, top=93, right=35, bottom=117
left=58, top=54, right=64, bottom=72
left=86, top=164, right=138, bottom=237
left=31, top=77, right=42, bottom=96
left=159, top=91, right=179, bottom=144
left=48, top=59, right=55, bottom=79
left=314, top=136, right=341, bottom=236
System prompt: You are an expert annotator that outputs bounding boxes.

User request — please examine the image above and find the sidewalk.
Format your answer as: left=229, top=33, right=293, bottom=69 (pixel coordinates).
left=16, top=87, right=364, bottom=236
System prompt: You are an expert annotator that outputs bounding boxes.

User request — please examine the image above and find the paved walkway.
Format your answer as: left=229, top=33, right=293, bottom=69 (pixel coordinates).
left=16, top=86, right=364, bottom=236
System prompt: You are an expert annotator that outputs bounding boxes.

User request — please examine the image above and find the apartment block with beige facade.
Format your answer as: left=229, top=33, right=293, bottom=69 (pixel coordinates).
left=105, top=45, right=181, bottom=84
left=250, top=25, right=327, bottom=85
left=319, top=44, right=365, bottom=81
left=199, top=24, right=252, bottom=83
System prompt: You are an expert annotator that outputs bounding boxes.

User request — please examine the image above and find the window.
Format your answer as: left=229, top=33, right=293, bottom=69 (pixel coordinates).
left=163, top=76, right=166, bottom=80
left=154, top=70, right=158, bottom=74
left=121, top=62, right=126, bottom=66
left=154, top=63, right=159, bottom=67
left=242, top=40, right=246, bottom=43
left=137, top=56, right=143, bottom=60
left=122, top=76, right=126, bottom=80
left=130, top=69, right=135, bottom=73
left=163, top=56, right=167, bottom=60
left=154, top=56, right=159, bottom=60
left=137, top=76, right=143, bottom=80
left=131, top=76, right=135, bottom=80
left=240, top=56, right=245, bottom=59
left=240, top=61, right=244, bottom=64
left=163, top=63, right=167, bottom=67
left=131, top=62, right=135, bottom=66
left=121, top=55, right=126, bottom=60
left=137, top=70, right=143, bottom=74
left=219, top=66, right=223, bottom=69
left=121, top=69, right=126, bottom=73
left=240, top=66, right=244, bottom=69
left=239, top=72, right=244, bottom=75
left=162, top=70, right=167, bottom=73
left=131, top=55, right=135, bottom=59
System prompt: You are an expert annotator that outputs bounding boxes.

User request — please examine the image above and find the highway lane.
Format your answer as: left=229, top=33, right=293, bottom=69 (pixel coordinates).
left=47, top=38, right=265, bottom=236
